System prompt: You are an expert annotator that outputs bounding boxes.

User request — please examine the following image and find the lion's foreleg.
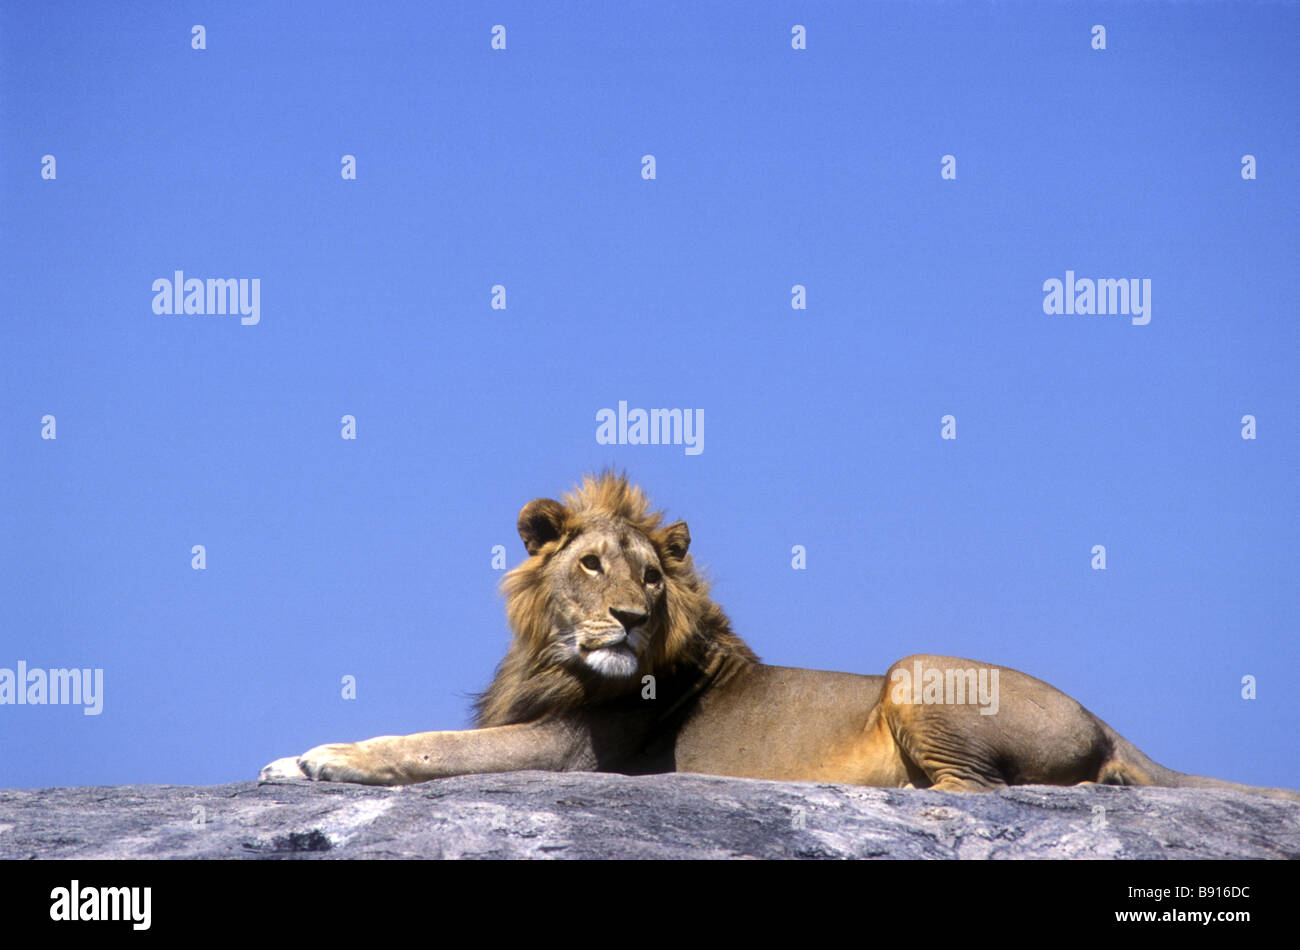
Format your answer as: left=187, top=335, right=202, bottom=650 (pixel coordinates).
left=289, top=720, right=590, bottom=786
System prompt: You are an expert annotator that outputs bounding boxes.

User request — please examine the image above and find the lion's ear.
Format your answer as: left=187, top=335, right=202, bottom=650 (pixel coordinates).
left=658, top=521, right=691, bottom=561
left=518, top=498, right=569, bottom=556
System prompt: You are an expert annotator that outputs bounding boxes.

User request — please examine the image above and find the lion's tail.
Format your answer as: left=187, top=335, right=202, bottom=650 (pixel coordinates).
left=1099, top=725, right=1300, bottom=803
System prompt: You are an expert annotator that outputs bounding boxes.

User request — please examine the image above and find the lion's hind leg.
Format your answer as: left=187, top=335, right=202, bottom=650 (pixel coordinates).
left=869, top=667, right=1008, bottom=792
left=888, top=715, right=1010, bottom=793
left=877, top=655, right=1110, bottom=793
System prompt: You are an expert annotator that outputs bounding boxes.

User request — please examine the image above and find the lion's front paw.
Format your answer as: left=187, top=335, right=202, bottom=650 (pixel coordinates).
left=258, top=755, right=308, bottom=783
left=297, top=741, right=394, bottom=785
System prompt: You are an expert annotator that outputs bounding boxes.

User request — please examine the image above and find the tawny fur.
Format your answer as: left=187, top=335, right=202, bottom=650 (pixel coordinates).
left=475, top=472, right=756, bottom=727
left=263, top=471, right=1300, bottom=803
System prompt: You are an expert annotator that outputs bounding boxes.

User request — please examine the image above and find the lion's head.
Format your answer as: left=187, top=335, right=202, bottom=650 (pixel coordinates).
left=473, top=472, right=757, bottom=727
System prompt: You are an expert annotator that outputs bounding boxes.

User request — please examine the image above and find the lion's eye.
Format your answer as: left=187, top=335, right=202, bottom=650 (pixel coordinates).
left=644, top=567, right=662, bottom=585
left=580, top=555, right=602, bottom=573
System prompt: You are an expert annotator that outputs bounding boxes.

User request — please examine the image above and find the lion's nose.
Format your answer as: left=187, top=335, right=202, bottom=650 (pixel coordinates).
left=609, top=607, right=648, bottom=631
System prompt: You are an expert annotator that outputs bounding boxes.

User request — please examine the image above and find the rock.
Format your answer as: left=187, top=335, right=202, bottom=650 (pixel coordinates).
left=1, top=771, right=1297, bottom=859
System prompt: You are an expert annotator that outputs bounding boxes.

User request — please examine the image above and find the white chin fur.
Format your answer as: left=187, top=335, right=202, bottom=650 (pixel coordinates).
left=582, top=646, right=639, bottom=678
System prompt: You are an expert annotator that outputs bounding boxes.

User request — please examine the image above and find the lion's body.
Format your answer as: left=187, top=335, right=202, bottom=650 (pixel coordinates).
left=670, top=666, right=896, bottom=783
left=259, top=473, right=1300, bottom=803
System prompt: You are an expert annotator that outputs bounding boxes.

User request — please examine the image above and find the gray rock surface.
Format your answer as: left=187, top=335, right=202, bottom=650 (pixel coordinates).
left=2, top=771, right=1297, bottom=859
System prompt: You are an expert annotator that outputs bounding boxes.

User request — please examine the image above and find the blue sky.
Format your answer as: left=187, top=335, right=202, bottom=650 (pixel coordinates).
left=1, top=1, right=1297, bottom=791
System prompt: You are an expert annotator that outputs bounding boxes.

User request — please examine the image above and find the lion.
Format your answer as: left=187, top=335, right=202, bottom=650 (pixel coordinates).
left=259, top=472, right=1300, bottom=802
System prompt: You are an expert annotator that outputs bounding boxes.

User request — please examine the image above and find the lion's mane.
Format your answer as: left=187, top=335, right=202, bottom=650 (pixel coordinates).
left=473, top=472, right=757, bottom=727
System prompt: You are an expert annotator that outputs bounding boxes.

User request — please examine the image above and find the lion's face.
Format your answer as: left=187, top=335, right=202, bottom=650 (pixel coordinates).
left=478, top=473, right=754, bottom=728
left=527, top=513, right=669, bottom=679
left=508, top=487, right=693, bottom=682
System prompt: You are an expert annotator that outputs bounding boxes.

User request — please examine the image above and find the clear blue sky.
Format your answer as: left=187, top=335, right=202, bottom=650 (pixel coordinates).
left=2, top=1, right=1297, bottom=791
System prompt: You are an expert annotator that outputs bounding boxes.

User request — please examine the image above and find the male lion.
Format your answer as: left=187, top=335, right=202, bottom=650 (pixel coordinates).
left=259, top=473, right=1299, bottom=801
